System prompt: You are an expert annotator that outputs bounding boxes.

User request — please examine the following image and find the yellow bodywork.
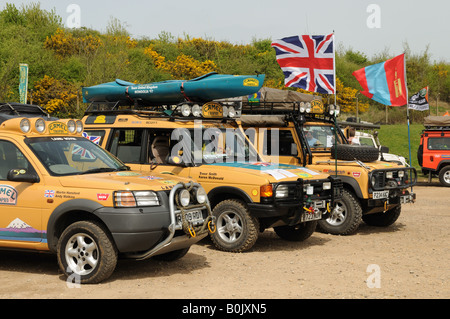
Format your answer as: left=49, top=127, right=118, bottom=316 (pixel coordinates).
left=0, top=117, right=191, bottom=251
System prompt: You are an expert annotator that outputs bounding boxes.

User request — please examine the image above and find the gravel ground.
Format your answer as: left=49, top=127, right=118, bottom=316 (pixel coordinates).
left=0, top=183, right=448, bottom=301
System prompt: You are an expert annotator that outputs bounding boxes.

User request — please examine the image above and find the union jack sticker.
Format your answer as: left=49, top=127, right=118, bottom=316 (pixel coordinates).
left=45, top=190, right=55, bottom=198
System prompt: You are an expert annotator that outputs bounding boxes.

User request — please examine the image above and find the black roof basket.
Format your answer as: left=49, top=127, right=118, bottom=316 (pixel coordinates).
left=0, top=102, right=57, bottom=124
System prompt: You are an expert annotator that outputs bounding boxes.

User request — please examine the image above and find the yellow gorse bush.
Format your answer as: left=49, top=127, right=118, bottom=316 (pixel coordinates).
left=32, top=75, right=78, bottom=114
left=144, top=46, right=217, bottom=79
left=44, top=28, right=103, bottom=58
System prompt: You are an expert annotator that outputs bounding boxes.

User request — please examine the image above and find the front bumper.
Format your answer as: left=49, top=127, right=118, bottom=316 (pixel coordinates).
left=248, top=176, right=342, bottom=221
left=95, top=182, right=213, bottom=259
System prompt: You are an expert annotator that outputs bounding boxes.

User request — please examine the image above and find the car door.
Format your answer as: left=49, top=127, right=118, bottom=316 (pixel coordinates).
left=0, top=139, right=44, bottom=248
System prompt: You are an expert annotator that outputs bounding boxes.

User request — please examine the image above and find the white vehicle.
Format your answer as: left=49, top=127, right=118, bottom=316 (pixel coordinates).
left=341, top=121, right=409, bottom=166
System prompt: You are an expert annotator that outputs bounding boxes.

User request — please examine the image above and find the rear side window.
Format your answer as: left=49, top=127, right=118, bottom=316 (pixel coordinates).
left=109, top=129, right=145, bottom=163
left=427, top=137, right=450, bottom=150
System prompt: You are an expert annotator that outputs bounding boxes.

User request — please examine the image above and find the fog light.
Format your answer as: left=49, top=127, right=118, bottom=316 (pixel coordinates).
left=35, top=118, right=46, bottom=133
left=76, top=120, right=83, bottom=133
left=180, top=104, right=191, bottom=117
left=67, top=120, right=76, bottom=133
left=195, top=187, right=207, bottom=204
left=192, top=104, right=201, bottom=117
left=20, top=118, right=31, bottom=133
left=179, top=189, right=190, bottom=207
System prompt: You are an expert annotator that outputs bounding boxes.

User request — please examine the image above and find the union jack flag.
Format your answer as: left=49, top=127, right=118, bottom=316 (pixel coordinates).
left=271, top=34, right=335, bottom=94
left=82, top=132, right=101, bottom=145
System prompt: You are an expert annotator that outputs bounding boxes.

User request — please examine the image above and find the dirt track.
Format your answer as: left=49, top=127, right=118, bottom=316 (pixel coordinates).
left=0, top=183, right=448, bottom=300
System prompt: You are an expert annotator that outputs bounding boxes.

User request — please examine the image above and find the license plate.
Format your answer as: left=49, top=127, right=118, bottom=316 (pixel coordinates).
left=301, top=210, right=322, bottom=222
left=373, top=191, right=389, bottom=199
left=176, top=210, right=204, bottom=226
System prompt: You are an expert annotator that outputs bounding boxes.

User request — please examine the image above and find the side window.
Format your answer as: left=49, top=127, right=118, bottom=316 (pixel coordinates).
left=148, top=130, right=173, bottom=164
left=263, top=129, right=296, bottom=156
left=428, top=137, right=450, bottom=150
left=83, top=130, right=106, bottom=145
left=109, top=129, right=144, bottom=163
left=0, top=140, right=33, bottom=180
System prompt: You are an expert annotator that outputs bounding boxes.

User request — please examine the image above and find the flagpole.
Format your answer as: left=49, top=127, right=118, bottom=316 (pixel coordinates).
left=404, top=53, right=412, bottom=169
left=332, top=31, right=338, bottom=177
left=333, top=31, right=336, bottom=106
left=404, top=53, right=414, bottom=195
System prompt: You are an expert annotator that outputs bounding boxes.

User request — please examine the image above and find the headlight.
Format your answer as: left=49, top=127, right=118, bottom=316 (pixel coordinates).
left=195, top=187, right=207, bottom=204
left=371, top=176, right=377, bottom=187
left=114, top=190, right=159, bottom=207
left=134, top=191, right=159, bottom=206
left=20, top=118, right=31, bottom=133
left=179, top=189, right=190, bottom=207
left=275, top=185, right=289, bottom=198
left=323, top=182, right=331, bottom=190
left=35, top=118, right=46, bottom=133
left=398, top=170, right=404, bottom=178
left=386, top=171, right=393, bottom=179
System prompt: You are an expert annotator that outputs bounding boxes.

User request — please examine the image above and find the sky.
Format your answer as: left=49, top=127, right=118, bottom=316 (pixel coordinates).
left=3, top=0, right=450, bottom=62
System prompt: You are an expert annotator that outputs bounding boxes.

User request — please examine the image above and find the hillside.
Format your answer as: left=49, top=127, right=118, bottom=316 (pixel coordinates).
left=0, top=3, right=449, bottom=121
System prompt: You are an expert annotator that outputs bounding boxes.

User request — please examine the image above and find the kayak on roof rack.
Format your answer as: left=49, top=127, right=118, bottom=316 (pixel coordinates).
left=82, top=72, right=265, bottom=106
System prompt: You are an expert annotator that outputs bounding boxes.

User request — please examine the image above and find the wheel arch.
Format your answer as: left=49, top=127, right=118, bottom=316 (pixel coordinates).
left=46, top=199, right=106, bottom=253
left=338, top=176, right=364, bottom=199
left=207, top=186, right=253, bottom=209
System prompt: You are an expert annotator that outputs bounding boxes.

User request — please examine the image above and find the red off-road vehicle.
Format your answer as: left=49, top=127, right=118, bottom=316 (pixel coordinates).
left=418, top=116, right=450, bottom=187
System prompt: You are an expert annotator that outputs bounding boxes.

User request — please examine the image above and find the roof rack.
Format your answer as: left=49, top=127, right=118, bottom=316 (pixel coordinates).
left=241, top=100, right=340, bottom=121
left=84, top=100, right=242, bottom=121
left=0, top=102, right=56, bottom=124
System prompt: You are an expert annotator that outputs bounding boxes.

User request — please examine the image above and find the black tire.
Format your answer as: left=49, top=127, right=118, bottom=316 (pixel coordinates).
left=438, top=166, right=450, bottom=187
left=57, top=220, right=118, bottom=284
left=331, top=144, right=379, bottom=162
left=317, top=189, right=363, bottom=235
left=210, top=199, right=259, bottom=252
left=152, top=248, right=190, bottom=261
left=362, top=205, right=401, bottom=227
left=274, top=220, right=317, bottom=241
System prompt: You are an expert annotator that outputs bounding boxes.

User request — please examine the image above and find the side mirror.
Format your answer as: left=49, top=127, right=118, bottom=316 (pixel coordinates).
left=7, top=168, right=40, bottom=183
left=380, top=146, right=389, bottom=153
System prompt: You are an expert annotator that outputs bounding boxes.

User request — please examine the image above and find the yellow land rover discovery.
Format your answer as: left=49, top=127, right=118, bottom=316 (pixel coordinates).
left=240, top=95, right=416, bottom=235
left=82, top=101, right=343, bottom=253
left=0, top=103, right=212, bottom=284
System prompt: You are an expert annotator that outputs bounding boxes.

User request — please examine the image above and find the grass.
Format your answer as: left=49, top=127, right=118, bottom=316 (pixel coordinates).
left=377, top=123, right=423, bottom=168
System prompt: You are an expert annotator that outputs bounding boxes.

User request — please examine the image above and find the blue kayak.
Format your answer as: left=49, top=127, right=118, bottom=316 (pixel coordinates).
left=82, top=72, right=265, bottom=105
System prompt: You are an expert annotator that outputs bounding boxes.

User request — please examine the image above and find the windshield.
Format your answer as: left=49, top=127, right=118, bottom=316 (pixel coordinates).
left=172, top=127, right=260, bottom=165
left=302, top=124, right=343, bottom=151
left=26, top=136, right=126, bottom=176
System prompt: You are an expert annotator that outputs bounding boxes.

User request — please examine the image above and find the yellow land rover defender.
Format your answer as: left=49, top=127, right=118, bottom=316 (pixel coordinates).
left=82, top=100, right=343, bottom=252
left=0, top=103, right=212, bottom=284
left=240, top=93, right=416, bottom=235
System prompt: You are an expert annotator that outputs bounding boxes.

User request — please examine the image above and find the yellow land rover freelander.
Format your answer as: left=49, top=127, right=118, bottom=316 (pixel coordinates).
left=0, top=103, right=213, bottom=284
left=82, top=100, right=343, bottom=253
left=239, top=89, right=416, bottom=235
